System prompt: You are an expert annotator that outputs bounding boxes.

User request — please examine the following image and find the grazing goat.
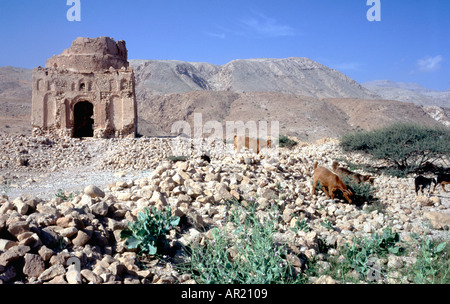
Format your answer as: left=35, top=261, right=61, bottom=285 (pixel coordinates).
left=414, top=175, right=436, bottom=196
left=312, top=162, right=353, bottom=204
left=433, top=173, right=450, bottom=192
left=200, top=154, right=211, bottom=163
left=332, top=161, right=375, bottom=184
left=234, top=135, right=272, bottom=154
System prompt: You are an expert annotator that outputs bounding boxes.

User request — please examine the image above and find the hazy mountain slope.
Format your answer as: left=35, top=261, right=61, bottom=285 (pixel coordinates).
left=363, top=80, right=449, bottom=107
left=0, top=66, right=32, bottom=100
left=0, top=66, right=32, bottom=134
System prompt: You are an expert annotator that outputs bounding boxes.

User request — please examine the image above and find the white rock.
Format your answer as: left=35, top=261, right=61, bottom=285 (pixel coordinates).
left=0, top=239, right=17, bottom=251
left=13, top=198, right=29, bottom=215
left=363, top=223, right=372, bottom=233
left=84, top=185, right=105, bottom=198
left=80, top=194, right=92, bottom=206
left=387, top=255, right=403, bottom=269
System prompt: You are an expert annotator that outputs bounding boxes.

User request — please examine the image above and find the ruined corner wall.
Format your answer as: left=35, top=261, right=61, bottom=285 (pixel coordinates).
left=31, top=67, right=137, bottom=138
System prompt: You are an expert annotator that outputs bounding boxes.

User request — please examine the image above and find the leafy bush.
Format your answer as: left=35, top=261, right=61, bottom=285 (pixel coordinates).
left=306, top=228, right=449, bottom=284
left=342, top=176, right=377, bottom=206
left=409, top=237, right=449, bottom=284
left=179, top=201, right=302, bottom=284
left=290, top=218, right=310, bottom=233
left=321, top=219, right=334, bottom=231
left=342, top=227, right=403, bottom=279
left=340, top=123, right=450, bottom=176
left=55, top=189, right=75, bottom=201
left=120, top=206, right=180, bottom=255
left=279, top=135, right=298, bottom=149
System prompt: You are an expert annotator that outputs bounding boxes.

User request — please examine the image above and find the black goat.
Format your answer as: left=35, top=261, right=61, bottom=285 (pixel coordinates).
left=414, top=175, right=436, bottom=196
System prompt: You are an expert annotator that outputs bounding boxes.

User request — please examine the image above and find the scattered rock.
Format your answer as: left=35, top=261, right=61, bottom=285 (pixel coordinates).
left=387, top=255, right=403, bottom=269
left=59, top=227, right=78, bottom=238
left=0, top=239, right=17, bottom=251
left=38, top=245, right=54, bottom=261
left=415, top=196, right=433, bottom=207
left=215, top=183, right=233, bottom=201
left=13, top=198, right=29, bottom=215
left=0, top=201, right=14, bottom=215
left=38, top=264, right=66, bottom=282
left=84, top=185, right=105, bottom=199
left=314, top=275, right=336, bottom=284
left=90, top=201, right=109, bottom=217
left=23, top=253, right=45, bottom=278
left=0, top=134, right=448, bottom=285
left=0, top=245, right=30, bottom=267
left=423, top=212, right=450, bottom=230
left=72, top=230, right=91, bottom=247
left=38, top=227, right=60, bottom=249
left=0, top=266, right=17, bottom=283
left=80, top=269, right=102, bottom=284
left=7, top=221, right=30, bottom=238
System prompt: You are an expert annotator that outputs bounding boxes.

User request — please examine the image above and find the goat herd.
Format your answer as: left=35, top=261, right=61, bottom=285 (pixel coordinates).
left=312, top=161, right=450, bottom=204
left=233, top=134, right=449, bottom=203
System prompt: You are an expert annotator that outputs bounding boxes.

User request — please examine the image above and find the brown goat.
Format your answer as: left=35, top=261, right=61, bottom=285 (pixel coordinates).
left=332, top=161, right=375, bottom=185
left=433, top=173, right=450, bottom=192
left=234, top=135, right=272, bottom=154
left=312, top=162, right=353, bottom=204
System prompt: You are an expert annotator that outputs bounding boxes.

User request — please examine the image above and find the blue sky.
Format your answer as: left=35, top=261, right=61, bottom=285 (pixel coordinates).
left=1, top=0, right=449, bottom=91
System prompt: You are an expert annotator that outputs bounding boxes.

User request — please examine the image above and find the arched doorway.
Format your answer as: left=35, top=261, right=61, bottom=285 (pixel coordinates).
left=73, top=101, right=94, bottom=138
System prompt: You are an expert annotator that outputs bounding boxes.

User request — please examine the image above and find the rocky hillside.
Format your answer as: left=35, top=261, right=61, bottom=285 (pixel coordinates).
left=0, top=134, right=448, bottom=284
left=137, top=90, right=444, bottom=141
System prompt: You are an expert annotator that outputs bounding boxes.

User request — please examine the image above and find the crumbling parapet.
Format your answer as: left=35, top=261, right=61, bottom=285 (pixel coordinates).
left=31, top=37, right=137, bottom=138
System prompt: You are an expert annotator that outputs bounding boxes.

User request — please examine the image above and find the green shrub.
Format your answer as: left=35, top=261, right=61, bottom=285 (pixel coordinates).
left=340, top=123, right=450, bottom=176
left=279, top=135, right=298, bottom=149
left=342, top=176, right=377, bottom=206
left=364, top=201, right=386, bottom=214
left=120, top=206, right=180, bottom=255
left=409, top=237, right=449, bottom=284
left=166, top=155, right=188, bottom=162
left=304, top=227, right=404, bottom=283
left=306, top=228, right=449, bottom=284
left=321, top=219, right=334, bottom=231
left=179, top=201, right=302, bottom=284
left=55, top=189, right=75, bottom=201
left=290, top=218, right=310, bottom=233
left=342, top=227, right=403, bottom=279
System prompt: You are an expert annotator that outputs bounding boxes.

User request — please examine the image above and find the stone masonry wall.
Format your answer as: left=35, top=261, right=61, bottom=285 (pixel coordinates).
left=31, top=37, right=137, bottom=138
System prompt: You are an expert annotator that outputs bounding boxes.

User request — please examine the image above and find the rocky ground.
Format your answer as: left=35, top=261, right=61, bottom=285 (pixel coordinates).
left=0, top=133, right=449, bottom=284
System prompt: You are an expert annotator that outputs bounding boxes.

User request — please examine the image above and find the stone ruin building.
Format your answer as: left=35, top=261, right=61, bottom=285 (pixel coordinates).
left=31, top=37, right=137, bottom=138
